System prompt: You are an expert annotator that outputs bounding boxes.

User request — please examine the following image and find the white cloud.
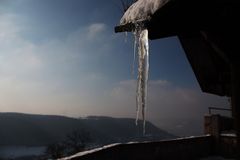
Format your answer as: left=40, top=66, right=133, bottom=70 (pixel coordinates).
left=0, top=14, right=116, bottom=118
left=149, top=79, right=170, bottom=86
left=106, top=79, right=229, bottom=136
left=118, top=79, right=227, bottom=118
left=0, top=14, right=19, bottom=39
left=0, top=14, right=43, bottom=78
left=87, top=23, right=106, bottom=40
left=0, top=15, right=111, bottom=77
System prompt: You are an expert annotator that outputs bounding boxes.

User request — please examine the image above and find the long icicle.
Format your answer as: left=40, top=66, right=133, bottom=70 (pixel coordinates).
left=135, top=27, right=149, bottom=135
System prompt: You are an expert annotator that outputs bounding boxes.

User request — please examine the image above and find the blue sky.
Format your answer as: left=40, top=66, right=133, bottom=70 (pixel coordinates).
left=0, top=0, right=228, bottom=135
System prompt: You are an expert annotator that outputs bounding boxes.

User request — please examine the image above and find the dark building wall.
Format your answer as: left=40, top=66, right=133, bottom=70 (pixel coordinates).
left=219, top=135, right=238, bottom=158
left=204, top=114, right=238, bottom=158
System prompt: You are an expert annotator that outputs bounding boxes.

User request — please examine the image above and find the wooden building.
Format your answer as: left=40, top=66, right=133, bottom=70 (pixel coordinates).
left=115, top=0, right=240, bottom=158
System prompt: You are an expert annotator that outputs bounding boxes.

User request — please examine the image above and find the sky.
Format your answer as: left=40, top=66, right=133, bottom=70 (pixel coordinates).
left=0, top=0, right=229, bottom=136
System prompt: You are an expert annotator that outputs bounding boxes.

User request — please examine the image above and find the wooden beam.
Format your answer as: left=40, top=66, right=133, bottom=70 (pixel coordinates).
left=115, top=23, right=135, bottom=33
left=114, top=21, right=148, bottom=33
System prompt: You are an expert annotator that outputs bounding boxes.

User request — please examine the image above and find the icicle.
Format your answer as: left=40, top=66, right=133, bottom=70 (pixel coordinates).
left=134, top=26, right=141, bottom=126
left=124, top=32, right=128, bottom=43
left=131, top=31, right=138, bottom=76
left=134, top=24, right=149, bottom=135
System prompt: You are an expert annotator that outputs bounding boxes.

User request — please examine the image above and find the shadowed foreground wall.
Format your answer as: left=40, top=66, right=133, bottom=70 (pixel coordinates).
left=61, top=136, right=213, bottom=160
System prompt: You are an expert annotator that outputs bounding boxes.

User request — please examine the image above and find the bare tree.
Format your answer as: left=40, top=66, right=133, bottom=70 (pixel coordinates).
left=45, top=142, right=66, bottom=159
left=45, top=130, right=91, bottom=158
left=64, top=130, right=91, bottom=155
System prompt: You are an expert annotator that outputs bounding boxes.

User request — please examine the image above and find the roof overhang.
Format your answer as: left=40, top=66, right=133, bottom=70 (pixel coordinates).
left=115, top=0, right=240, bottom=97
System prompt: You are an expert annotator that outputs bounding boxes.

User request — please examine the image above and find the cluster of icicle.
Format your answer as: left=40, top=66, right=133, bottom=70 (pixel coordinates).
left=133, top=23, right=149, bottom=134
left=119, top=0, right=169, bottom=136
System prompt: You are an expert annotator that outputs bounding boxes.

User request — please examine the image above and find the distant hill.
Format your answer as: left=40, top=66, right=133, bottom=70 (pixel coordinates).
left=0, top=113, right=175, bottom=146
